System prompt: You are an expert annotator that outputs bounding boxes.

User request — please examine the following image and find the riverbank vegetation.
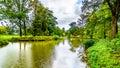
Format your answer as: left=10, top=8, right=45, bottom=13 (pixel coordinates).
left=87, top=38, right=120, bottom=67
left=66, top=0, right=120, bottom=67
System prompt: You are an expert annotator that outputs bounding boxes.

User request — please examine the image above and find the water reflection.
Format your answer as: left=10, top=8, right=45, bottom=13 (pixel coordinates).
left=0, top=39, right=87, bottom=68
left=52, top=39, right=87, bottom=68
left=68, top=38, right=83, bottom=52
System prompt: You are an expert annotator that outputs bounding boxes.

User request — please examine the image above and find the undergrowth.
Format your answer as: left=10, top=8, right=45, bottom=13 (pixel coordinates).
left=86, top=38, right=120, bottom=68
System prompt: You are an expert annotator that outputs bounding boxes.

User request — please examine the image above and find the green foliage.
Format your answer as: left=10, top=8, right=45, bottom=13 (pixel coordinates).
left=0, top=0, right=30, bottom=36
left=68, top=26, right=84, bottom=37
left=0, top=35, right=19, bottom=40
left=87, top=39, right=120, bottom=68
left=83, top=39, right=95, bottom=49
left=0, top=26, right=8, bottom=34
left=10, top=37, right=19, bottom=42
left=32, top=4, right=58, bottom=36
left=110, top=38, right=120, bottom=51
left=19, top=36, right=57, bottom=41
left=54, top=35, right=60, bottom=40
left=0, top=39, right=8, bottom=46
left=54, top=27, right=64, bottom=37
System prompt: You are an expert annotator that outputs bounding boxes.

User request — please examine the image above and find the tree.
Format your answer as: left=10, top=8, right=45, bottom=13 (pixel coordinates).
left=106, top=0, right=120, bottom=39
left=31, top=2, right=57, bottom=36
left=0, top=0, right=30, bottom=36
left=82, top=0, right=120, bottom=39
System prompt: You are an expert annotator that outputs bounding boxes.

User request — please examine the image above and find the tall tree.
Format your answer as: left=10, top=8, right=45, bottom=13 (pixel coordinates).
left=82, top=0, right=120, bottom=39
left=106, top=0, right=120, bottom=39
left=0, top=0, right=30, bottom=36
left=31, top=2, right=57, bottom=36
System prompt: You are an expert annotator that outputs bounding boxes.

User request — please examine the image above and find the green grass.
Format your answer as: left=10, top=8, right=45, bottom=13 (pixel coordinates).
left=0, top=35, right=62, bottom=41
left=0, top=35, right=62, bottom=45
left=0, top=35, right=19, bottom=40
left=86, top=39, right=120, bottom=68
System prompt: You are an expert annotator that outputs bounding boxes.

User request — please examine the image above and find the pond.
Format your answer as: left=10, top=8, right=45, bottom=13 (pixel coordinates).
left=0, top=38, right=88, bottom=68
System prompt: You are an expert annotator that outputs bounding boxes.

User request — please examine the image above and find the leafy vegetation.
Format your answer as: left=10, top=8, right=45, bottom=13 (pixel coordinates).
left=0, top=39, right=8, bottom=46
left=83, top=39, right=95, bottom=49
left=87, top=39, right=120, bottom=68
left=0, top=26, right=8, bottom=34
left=0, top=0, right=64, bottom=37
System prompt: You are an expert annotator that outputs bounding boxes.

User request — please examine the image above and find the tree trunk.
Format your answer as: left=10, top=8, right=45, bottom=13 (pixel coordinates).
left=23, top=20, right=26, bottom=36
left=19, top=20, right=22, bottom=37
left=110, top=15, right=118, bottom=40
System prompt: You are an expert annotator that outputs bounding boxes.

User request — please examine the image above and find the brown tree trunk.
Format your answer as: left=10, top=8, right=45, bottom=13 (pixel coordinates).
left=110, top=15, right=118, bottom=40
left=23, top=20, right=26, bottom=36
left=19, top=20, right=22, bottom=37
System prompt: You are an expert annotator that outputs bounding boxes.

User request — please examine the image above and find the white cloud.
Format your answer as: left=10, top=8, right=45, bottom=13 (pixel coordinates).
left=41, top=0, right=82, bottom=30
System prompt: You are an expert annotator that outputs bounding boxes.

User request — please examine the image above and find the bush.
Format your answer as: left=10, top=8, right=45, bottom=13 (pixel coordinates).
left=0, top=39, right=8, bottom=46
left=18, top=36, right=57, bottom=41
left=110, top=38, right=120, bottom=51
left=10, top=37, right=19, bottom=42
left=83, top=39, right=95, bottom=49
left=54, top=35, right=60, bottom=40
left=87, top=39, right=120, bottom=68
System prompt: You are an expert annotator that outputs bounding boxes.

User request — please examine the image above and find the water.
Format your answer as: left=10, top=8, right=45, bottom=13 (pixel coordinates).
left=0, top=39, right=88, bottom=68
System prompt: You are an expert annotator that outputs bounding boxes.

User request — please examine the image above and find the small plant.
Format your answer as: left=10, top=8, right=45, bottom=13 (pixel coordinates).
left=83, top=39, right=95, bottom=49
left=54, top=35, right=60, bottom=40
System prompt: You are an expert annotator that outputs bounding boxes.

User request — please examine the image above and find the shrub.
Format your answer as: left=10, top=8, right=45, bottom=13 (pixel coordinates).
left=10, top=37, right=19, bottom=42
left=0, top=39, right=8, bottom=46
left=83, top=39, right=95, bottom=49
left=110, top=38, right=120, bottom=51
left=54, top=35, right=60, bottom=40
left=87, top=39, right=120, bottom=68
left=18, top=36, right=57, bottom=41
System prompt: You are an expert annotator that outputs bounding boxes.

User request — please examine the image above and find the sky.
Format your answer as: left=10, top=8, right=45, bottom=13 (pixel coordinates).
left=41, top=0, right=82, bottom=30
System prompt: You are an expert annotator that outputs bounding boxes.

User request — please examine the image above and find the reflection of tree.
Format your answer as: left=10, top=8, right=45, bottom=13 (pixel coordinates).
left=31, top=40, right=60, bottom=68
left=68, top=38, right=83, bottom=52
left=13, top=42, right=30, bottom=68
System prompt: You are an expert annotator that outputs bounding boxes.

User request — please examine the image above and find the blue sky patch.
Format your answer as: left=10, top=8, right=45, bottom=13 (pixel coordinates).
left=76, top=0, right=82, bottom=4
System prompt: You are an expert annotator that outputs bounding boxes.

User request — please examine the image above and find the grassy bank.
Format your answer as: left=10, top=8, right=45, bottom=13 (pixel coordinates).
left=0, top=35, right=62, bottom=45
left=0, top=35, right=19, bottom=41
left=86, top=38, right=120, bottom=68
left=18, top=36, right=59, bottom=41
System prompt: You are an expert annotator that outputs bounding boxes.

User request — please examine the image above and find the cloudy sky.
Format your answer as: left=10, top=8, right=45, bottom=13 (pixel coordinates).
left=41, top=0, right=82, bottom=30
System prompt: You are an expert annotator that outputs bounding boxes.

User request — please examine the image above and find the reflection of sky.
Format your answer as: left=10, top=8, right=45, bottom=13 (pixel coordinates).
left=0, top=40, right=87, bottom=68
left=53, top=40, right=87, bottom=68
left=0, top=43, right=32, bottom=68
